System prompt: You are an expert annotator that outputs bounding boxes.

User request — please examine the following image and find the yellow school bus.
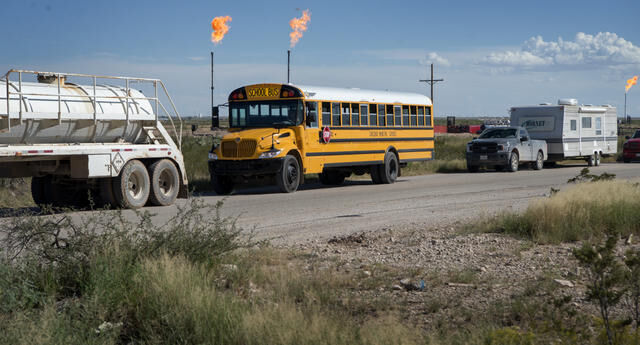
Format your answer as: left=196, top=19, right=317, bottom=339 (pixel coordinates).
left=208, top=83, right=434, bottom=194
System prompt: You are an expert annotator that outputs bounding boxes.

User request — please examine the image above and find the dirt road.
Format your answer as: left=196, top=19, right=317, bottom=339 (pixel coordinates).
left=169, top=163, right=638, bottom=243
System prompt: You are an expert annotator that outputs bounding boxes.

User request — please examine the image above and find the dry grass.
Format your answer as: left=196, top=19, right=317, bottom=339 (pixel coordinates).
left=475, top=179, right=640, bottom=243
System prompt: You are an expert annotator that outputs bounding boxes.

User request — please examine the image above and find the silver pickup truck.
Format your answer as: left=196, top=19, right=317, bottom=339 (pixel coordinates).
left=465, top=127, right=548, bottom=172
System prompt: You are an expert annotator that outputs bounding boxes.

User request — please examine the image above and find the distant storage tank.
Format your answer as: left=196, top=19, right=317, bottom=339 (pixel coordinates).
left=0, top=77, right=154, bottom=144
left=558, top=98, right=578, bottom=106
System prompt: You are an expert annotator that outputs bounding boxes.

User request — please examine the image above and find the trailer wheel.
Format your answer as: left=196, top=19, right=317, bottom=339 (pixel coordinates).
left=148, top=159, right=180, bottom=206
left=508, top=152, right=519, bottom=172
left=276, top=155, right=301, bottom=193
left=113, top=160, right=150, bottom=209
left=533, top=151, right=544, bottom=170
left=211, top=174, right=234, bottom=195
left=594, top=152, right=601, bottom=166
left=379, top=151, right=399, bottom=184
left=31, top=176, right=50, bottom=206
left=370, top=165, right=383, bottom=184
left=587, top=154, right=595, bottom=166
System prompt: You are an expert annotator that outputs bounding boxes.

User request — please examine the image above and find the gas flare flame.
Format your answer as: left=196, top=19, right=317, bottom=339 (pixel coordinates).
left=211, top=16, right=232, bottom=44
left=289, top=10, right=311, bottom=48
left=626, top=76, right=638, bottom=93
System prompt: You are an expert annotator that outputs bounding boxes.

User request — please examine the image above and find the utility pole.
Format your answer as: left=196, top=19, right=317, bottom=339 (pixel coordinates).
left=419, top=63, right=444, bottom=103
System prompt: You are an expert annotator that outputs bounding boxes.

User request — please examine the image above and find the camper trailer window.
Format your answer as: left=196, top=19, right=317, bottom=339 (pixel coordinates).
left=582, top=117, right=592, bottom=129
left=571, top=120, right=577, bottom=131
left=595, top=117, right=602, bottom=135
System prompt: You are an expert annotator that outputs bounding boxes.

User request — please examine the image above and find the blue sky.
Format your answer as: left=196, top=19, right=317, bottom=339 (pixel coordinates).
left=1, top=0, right=639, bottom=117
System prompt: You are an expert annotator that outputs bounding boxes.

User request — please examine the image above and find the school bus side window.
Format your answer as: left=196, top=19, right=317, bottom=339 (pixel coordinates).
left=426, top=106, right=432, bottom=126
left=369, top=104, right=377, bottom=126
left=332, top=103, right=341, bottom=126
left=386, top=105, right=394, bottom=126
left=394, top=106, right=402, bottom=127
left=377, top=104, right=385, bottom=126
left=402, top=106, right=410, bottom=126
left=305, top=102, right=318, bottom=128
left=360, top=104, right=369, bottom=126
left=341, top=103, right=350, bottom=126
left=322, top=102, right=331, bottom=126
left=351, top=103, right=360, bottom=126
left=410, top=106, right=417, bottom=126
left=418, top=106, right=425, bottom=126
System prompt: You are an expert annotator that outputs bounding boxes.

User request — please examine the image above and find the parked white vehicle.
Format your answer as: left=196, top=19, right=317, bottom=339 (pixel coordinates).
left=0, top=69, right=187, bottom=208
left=510, top=99, right=617, bottom=166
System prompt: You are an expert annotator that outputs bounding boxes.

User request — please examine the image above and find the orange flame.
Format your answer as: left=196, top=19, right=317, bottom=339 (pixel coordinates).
left=289, top=10, right=311, bottom=48
left=626, top=76, right=638, bottom=93
left=211, top=16, right=232, bottom=44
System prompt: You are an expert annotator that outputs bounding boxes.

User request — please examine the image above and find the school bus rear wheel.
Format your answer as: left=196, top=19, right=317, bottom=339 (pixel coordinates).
left=379, top=152, right=399, bottom=184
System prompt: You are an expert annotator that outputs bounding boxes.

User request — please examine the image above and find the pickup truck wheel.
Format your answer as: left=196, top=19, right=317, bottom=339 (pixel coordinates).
left=211, top=174, right=234, bottom=195
left=379, top=151, right=399, bottom=184
left=508, top=152, right=519, bottom=172
left=113, top=160, right=150, bottom=209
left=276, top=155, right=301, bottom=193
left=533, top=151, right=544, bottom=170
left=148, top=159, right=180, bottom=206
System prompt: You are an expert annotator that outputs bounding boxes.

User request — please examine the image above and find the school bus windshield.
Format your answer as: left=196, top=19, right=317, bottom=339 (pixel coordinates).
left=229, top=100, right=304, bottom=128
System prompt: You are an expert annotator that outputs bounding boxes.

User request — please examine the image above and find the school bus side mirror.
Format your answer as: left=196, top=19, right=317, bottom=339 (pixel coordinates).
left=211, top=106, right=220, bottom=129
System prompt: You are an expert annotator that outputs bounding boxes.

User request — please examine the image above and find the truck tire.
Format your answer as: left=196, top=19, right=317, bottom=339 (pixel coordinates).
left=148, top=159, right=180, bottom=206
left=211, top=174, right=234, bottom=195
left=276, top=155, right=301, bottom=193
left=533, top=151, right=544, bottom=170
left=508, top=152, right=519, bottom=172
left=319, top=170, right=346, bottom=185
left=370, top=165, right=383, bottom=184
left=594, top=152, right=601, bottom=166
left=113, top=160, right=150, bottom=209
left=31, top=176, right=50, bottom=206
left=379, top=151, right=399, bottom=184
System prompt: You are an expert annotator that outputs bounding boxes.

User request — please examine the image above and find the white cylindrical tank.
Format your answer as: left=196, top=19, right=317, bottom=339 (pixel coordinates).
left=0, top=79, right=155, bottom=144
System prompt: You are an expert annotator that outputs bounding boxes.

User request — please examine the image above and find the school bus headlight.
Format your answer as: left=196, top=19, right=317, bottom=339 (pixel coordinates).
left=208, top=152, right=218, bottom=160
left=259, top=149, right=282, bottom=159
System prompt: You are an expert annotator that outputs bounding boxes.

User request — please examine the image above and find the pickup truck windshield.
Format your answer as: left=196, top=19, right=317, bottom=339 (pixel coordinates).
left=229, top=100, right=303, bottom=128
left=634, top=130, right=640, bottom=139
left=479, top=128, right=518, bottom=139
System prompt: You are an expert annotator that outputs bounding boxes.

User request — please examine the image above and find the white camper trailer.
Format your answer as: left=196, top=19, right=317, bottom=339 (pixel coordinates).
left=510, top=99, right=617, bottom=166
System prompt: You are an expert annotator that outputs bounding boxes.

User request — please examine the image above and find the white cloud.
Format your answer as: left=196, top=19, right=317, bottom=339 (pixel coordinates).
left=419, top=53, right=451, bottom=67
left=361, top=49, right=450, bottom=67
left=482, top=32, right=640, bottom=69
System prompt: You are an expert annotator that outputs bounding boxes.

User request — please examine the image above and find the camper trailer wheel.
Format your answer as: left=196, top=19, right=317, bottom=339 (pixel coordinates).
left=113, top=160, right=151, bottom=209
left=508, top=152, right=519, bottom=172
left=587, top=154, right=596, bottom=166
left=533, top=151, right=544, bottom=170
left=594, top=152, right=601, bottom=166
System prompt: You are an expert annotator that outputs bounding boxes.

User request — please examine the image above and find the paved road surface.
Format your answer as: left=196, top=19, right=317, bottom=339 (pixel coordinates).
left=150, top=163, right=640, bottom=244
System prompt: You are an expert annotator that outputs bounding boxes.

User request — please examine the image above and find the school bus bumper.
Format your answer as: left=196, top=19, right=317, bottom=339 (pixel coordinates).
left=208, top=158, right=284, bottom=176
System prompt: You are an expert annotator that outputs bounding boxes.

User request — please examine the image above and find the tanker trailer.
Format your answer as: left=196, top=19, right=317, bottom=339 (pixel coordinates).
left=0, top=69, right=188, bottom=209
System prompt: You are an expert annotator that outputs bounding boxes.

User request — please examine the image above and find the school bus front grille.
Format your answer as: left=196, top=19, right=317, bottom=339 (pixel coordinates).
left=221, top=140, right=257, bottom=158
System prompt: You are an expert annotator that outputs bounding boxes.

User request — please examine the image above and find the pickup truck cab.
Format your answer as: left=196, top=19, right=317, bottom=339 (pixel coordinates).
left=623, top=129, right=640, bottom=163
left=466, top=126, right=548, bottom=172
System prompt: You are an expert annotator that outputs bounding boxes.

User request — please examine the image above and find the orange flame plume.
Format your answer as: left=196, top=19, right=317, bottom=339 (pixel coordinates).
left=211, top=16, right=232, bottom=44
left=289, top=10, right=311, bottom=48
left=626, top=76, right=638, bottom=93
